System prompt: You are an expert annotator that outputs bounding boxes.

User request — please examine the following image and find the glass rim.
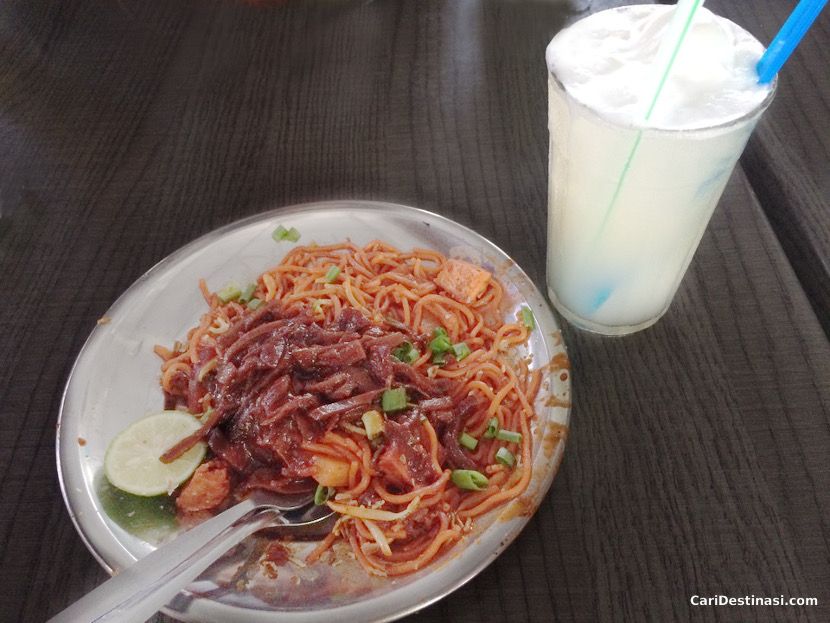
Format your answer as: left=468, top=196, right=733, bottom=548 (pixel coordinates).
left=547, top=66, right=777, bottom=136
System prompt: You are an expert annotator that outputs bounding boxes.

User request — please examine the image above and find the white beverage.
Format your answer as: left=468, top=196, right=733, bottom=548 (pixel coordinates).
left=545, top=5, right=774, bottom=335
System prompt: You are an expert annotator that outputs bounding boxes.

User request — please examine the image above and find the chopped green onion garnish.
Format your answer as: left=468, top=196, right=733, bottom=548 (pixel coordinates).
left=429, top=327, right=453, bottom=362
left=238, top=283, right=257, bottom=304
left=392, top=342, right=409, bottom=361
left=459, top=432, right=478, bottom=451
left=431, top=351, right=447, bottom=365
left=483, top=417, right=499, bottom=439
left=520, top=306, right=535, bottom=330
left=392, top=342, right=419, bottom=364
left=314, top=484, right=332, bottom=505
left=430, top=336, right=451, bottom=353
left=311, top=299, right=323, bottom=315
left=381, top=387, right=407, bottom=412
left=495, top=447, right=515, bottom=467
left=217, top=284, right=241, bottom=303
left=495, top=429, right=522, bottom=444
left=452, top=342, right=471, bottom=361
left=247, top=298, right=264, bottom=310
left=451, top=469, right=489, bottom=491
left=324, top=266, right=341, bottom=283
left=272, top=225, right=301, bottom=243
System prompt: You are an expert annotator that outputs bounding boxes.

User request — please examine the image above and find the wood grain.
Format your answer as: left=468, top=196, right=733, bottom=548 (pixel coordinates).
left=0, top=1, right=827, bottom=622
left=704, top=0, right=830, bottom=335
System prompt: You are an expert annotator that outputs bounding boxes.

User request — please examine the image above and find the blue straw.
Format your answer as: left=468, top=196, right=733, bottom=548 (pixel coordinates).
left=757, top=0, right=828, bottom=84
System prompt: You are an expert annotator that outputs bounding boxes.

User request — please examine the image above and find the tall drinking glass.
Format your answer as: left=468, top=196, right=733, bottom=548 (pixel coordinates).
left=545, top=6, right=776, bottom=336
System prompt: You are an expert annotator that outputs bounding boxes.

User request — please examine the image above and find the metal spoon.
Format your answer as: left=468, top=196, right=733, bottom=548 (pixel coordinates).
left=49, top=491, right=335, bottom=623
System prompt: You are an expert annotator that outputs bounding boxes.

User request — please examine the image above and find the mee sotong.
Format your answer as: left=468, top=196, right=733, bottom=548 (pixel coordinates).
left=153, top=240, right=540, bottom=577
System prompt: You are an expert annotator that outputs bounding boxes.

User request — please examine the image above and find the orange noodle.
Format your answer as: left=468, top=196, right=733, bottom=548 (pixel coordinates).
left=155, top=240, right=539, bottom=576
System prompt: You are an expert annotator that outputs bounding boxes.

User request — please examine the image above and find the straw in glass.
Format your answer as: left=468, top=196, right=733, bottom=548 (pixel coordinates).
left=586, top=0, right=705, bottom=312
left=756, top=0, right=828, bottom=84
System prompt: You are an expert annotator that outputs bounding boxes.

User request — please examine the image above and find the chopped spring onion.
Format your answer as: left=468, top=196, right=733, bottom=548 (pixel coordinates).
left=495, top=429, right=522, bottom=444
left=324, top=265, right=341, bottom=283
left=311, top=299, right=323, bottom=315
left=272, top=225, right=301, bottom=243
left=217, top=283, right=241, bottom=303
left=381, top=387, right=407, bottom=412
left=495, top=447, right=515, bottom=467
left=392, top=341, right=419, bottom=364
left=451, top=469, right=489, bottom=491
left=238, top=283, right=257, bottom=304
left=361, top=410, right=385, bottom=440
left=429, top=327, right=452, bottom=364
left=314, top=484, right=332, bottom=505
left=247, top=298, right=264, bottom=310
left=459, top=432, right=478, bottom=451
left=452, top=342, right=471, bottom=361
left=429, top=328, right=452, bottom=353
left=483, top=417, right=499, bottom=439
left=520, top=306, right=535, bottom=330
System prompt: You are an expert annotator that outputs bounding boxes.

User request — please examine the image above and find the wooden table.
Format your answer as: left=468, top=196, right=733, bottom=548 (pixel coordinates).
left=1, top=1, right=828, bottom=621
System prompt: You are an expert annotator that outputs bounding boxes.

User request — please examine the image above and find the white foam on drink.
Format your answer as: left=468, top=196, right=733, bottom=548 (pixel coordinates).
left=545, top=5, right=772, bottom=130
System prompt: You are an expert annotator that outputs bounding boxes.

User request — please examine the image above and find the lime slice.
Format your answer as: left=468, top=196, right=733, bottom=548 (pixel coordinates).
left=104, top=411, right=206, bottom=497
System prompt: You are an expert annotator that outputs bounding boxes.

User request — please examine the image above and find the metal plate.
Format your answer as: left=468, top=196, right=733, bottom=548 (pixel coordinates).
left=56, top=200, right=571, bottom=623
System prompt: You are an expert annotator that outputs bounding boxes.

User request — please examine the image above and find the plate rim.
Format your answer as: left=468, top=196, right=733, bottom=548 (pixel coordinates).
left=55, top=199, right=571, bottom=623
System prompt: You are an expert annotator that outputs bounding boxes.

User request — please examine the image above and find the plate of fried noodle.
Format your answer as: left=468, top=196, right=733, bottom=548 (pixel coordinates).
left=58, top=201, right=571, bottom=623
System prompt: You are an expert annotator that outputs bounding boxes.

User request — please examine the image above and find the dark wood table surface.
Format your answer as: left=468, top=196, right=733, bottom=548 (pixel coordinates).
left=1, top=1, right=828, bottom=622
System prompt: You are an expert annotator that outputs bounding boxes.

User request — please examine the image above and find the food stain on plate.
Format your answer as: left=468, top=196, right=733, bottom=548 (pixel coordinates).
left=498, top=495, right=538, bottom=522
left=542, top=422, right=569, bottom=459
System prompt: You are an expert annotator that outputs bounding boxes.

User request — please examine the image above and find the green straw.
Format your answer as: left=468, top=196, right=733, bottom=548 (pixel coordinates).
left=593, top=0, right=705, bottom=242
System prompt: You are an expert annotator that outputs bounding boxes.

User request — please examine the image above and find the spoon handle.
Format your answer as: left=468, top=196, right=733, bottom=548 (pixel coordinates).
left=48, top=499, right=282, bottom=623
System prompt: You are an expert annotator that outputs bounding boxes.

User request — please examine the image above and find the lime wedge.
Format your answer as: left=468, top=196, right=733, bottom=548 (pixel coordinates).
left=104, top=411, right=206, bottom=497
